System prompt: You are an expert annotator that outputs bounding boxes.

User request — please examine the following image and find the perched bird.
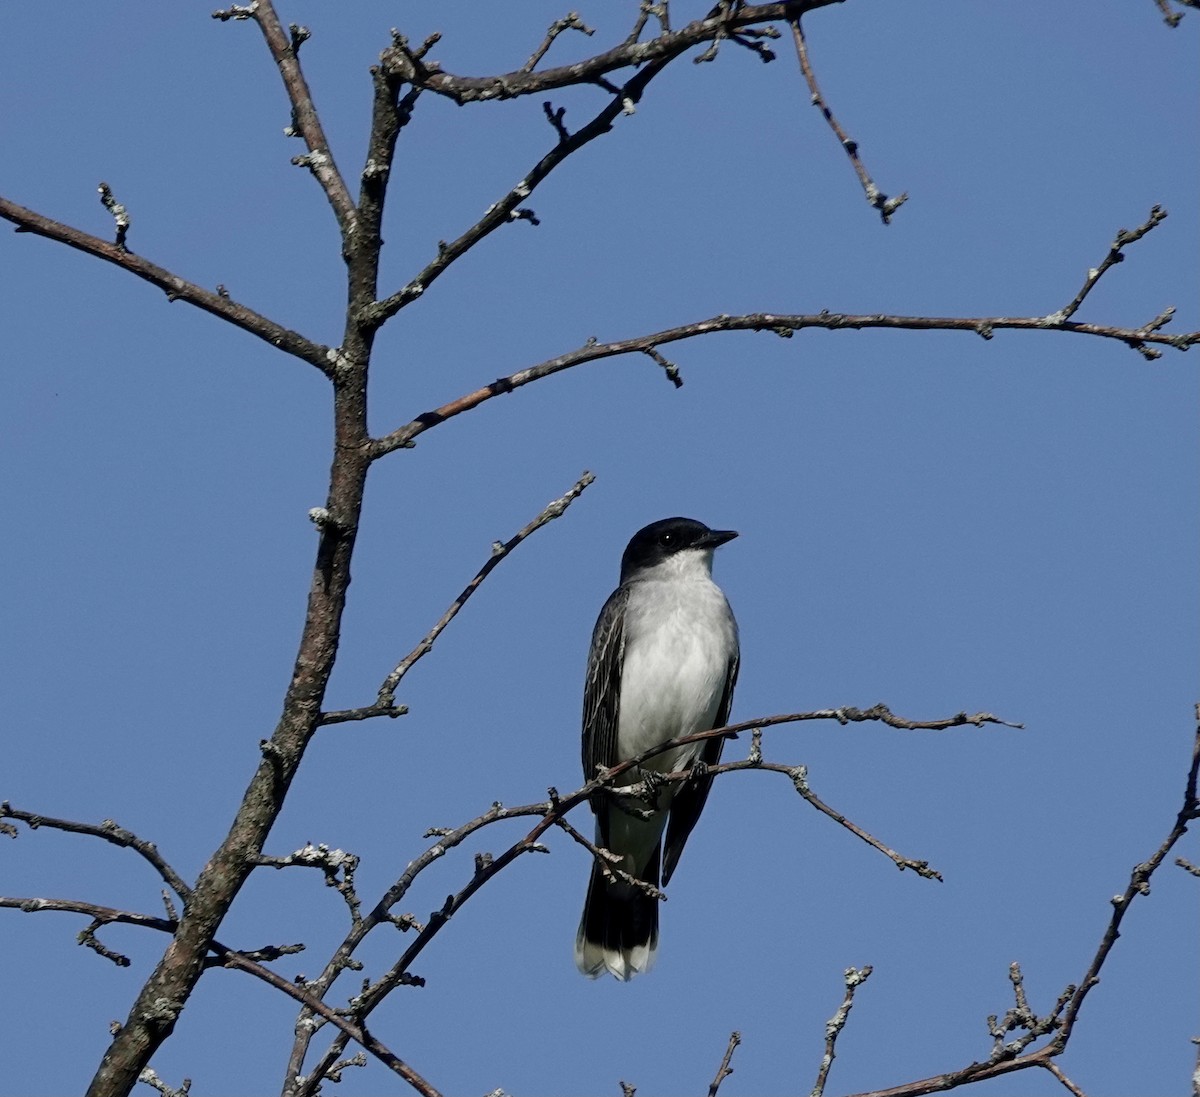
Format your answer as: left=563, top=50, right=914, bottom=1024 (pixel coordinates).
left=575, top=517, right=740, bottom=980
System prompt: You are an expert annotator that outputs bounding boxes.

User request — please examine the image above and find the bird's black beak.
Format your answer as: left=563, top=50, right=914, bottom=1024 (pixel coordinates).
left=702, top=528, right=738, bottom=548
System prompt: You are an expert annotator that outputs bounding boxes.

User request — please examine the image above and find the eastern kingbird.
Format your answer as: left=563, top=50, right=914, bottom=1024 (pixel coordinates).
left=575, top=517, right=740, bottom=980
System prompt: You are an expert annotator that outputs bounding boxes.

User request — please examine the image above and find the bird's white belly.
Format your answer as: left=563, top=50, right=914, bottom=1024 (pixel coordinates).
left=616, top=582, right=732, bottom=775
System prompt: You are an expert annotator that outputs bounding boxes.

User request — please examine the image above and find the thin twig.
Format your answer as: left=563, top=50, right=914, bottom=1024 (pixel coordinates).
left=0, top=196, right=332, bottom=375
left=1040, top=1060, right=1088, bottom=1097
left=1051, top=205, right=1169, bottom=323
left=1176, top=856, right=1200, bottom=876
left=522, top=12, right=595, bottom=73
left=835, top=718, right=1200, bottom=1097
left=2, top=892, right=436, bottom=1094
left=323, top=471, right=595, bottom=722
left=371, top=59, right=673, bottom=325
left=214, top=0, right=357, bottom=235
left=255, top=842, right=362, bottom=922
left=708, top=1031, right=742, bottom=1097
left=97, top=182, right=130, bottom=249
left=1152, top=0, right=1200, bottom=26
left=136, top=1068, right=191, bottom=1097
left=372, top=292, right=1198, bottom=457
left=0, top=803, right=192, bottom=901
left=627, top=1, right=671, bottom=44
left=790, top=17, right=907, bottom=223
left=553, top=815, right=666, bottom=899
left=811, top=966, right=873, bottom=1097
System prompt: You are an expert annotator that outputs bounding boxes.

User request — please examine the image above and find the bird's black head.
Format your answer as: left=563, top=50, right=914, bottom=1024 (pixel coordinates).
left=619, top=517, right=738, bottom=582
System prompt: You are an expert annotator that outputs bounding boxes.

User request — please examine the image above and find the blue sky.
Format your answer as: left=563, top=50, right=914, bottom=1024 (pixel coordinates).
left=2, top=3, right=1197, bottom=1096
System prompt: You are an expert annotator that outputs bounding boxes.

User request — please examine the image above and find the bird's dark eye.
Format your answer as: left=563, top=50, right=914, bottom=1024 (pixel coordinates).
left=659, top=532, right=676, bottom=547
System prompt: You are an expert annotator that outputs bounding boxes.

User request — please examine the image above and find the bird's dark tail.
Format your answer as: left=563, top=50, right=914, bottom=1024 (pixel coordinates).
left=574, top=845, right=660, bottom=980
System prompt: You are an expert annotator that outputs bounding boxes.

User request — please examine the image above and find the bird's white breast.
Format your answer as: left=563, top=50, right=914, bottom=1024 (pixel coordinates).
left=616, top=565, right=736, bottom=775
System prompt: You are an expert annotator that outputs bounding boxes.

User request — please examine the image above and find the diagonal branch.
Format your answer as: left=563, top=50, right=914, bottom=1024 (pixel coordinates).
left=373, top=294, right=1198, bottom=457
left=213, top=0, right=357, bottom=237
left=3, top=893, right=438, bottom=1095
left=521, top=12, right=596, bottom=73
left=811, top=966, right=873, bottom=1097
left=0, top=195, right=333, bottom=376
left=708, top=1031, right=742, bottom=1097
left=380, top=2, right=842, bottom=103
left=1051, top=205, right=1168, bottom=323
left=1, top=803, right=192, bottom=901
left=319, top=471, right=595, bottom=725
left=833, top=715, right=1200, bottom=1097
left=211, top=945, right=443, bottom=1097
left=789, top=17, right=907, bottom=223
left=369, top=59, right=672, bottom=326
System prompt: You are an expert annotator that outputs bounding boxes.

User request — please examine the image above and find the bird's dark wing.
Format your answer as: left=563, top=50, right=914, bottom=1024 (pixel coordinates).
left=661, top=650, right=739, bottom=886
left=581, top=586, right=629, bottom=844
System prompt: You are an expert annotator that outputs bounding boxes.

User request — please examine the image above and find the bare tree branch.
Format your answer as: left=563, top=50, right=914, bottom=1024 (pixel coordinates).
left=1051, top=205, right=1168, bottom=323
left=789, top=17, right=907, bottom=223
left=379, top=2, right=843, bottom=104
left=320, top=471, right=595, bottom=725
left=97, top=182, right=131, bottom=249
left=627, top=1, right=672, bottom=45
left=373, top=279, right=1198, bottom=458
left=811, top=966, right=873, bottom=1097
left=831, top=716, right=1200, bottom=1097
left=0, top=895, right=176, bottom=935
left=553, top=815, right=667, bottom=900
left=521, top=12, right=596, bottom=73
left=1153, top=0, right=1200, bottom=27
left=213, top=0, right=357, bottom=235
left=1, top=891, right=435, bottom=1093
left=369, top=59, right=672, bottom=326
left=708, top=1031, right=742, bottom=1097
left=136, top=1068, right=191, bottom=1097
left=1, top=803, right=192, bottom=901
left=0, top=196, right=333, bottom=375
left=1039, top=1060, right=1089, bottom=1097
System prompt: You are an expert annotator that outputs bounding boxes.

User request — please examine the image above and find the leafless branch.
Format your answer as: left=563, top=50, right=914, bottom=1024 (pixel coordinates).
left=136, top=1069, right=191, bottom=1097
left=0, top=895, right=175, bottom=935
left=522, top=12, right=595, bottom=73
left=374, top=288, right=1198, bottom=458
left=0, top=196, right=333, bottom=375
left=210, top=944, right=443, bottom=1097
left=255, top=842, right=362, bottom=922
left=1176, top=856, right=1200, bottom=876
left=627, top=1, right=671, bottom=44
left=370, top=60, right=672, bottom=325
left=553, top=815, right=666, bottom=900
left=97, top=182, right=130, bottom=249
left=1153, top=0, right=1200, bottom=26
left=1, top=891, right=436, bottom=1093
left=0, top=803, right=192, bottom=901
left=811, top=966, right=873, bottom=1097
left=1040, top=1060, right=1089, bottom=1097
left=708, top=1031, right=742, bottom=1097
left=832, top=717, right=1200, bottom=1097
left=380, top=3, right=840, bottom=104
left=789, top=18, right=907, bottom=223
left=741, top=758, right=943, bottom=879
left=321, top=471, right=595, bottom=724
left=542, top=100, right=571, bottom=141
left=213, top=0, right=357, bottom=235
left=1052, top=205, right=1169, bottom=324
